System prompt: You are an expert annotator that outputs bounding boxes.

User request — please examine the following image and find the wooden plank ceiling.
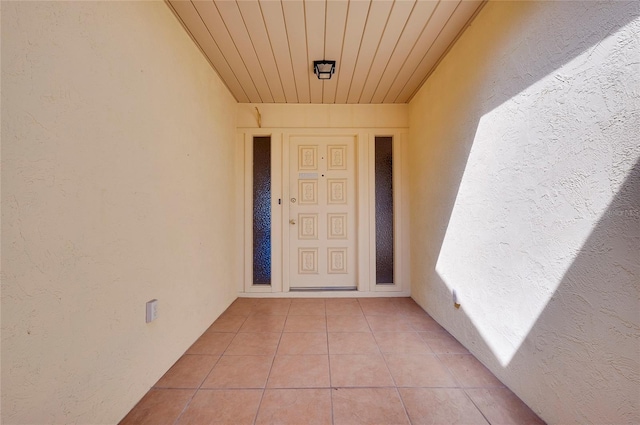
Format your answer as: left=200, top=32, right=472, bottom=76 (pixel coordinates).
left=167, top=0, right=484, bottom=104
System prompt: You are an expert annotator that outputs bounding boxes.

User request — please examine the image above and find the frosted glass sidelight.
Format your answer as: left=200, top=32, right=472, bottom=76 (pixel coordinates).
left=375, top=137, right=394, bottom=284
left=253, top=137, right=271, bottom=284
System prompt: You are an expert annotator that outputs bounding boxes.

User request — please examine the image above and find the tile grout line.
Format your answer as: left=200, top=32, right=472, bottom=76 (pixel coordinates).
left=434, top=352, right=465, bottom=388
left=392, top=385, right=413, bottom=425
left=323, top=304, right=337, bottom=425
left=462, top=387, right=494, bottom=425
left=363, top=300, right=399, bottom=390
left=171, top=389, right=199, bottom=425
left=170, top=310, right=240, bottom=425
left=373, top=301, right=416, bottom=425
left=134, top=298, right=540, bottom=424
left=244, top=299, right=265, bottom=425
left=252, top=303, right=288, bottom=425
left=434, top=351, right=496, bottom=424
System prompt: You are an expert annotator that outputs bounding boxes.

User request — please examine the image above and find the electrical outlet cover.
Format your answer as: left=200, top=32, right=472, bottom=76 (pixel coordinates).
left=146, top=299, right=158, bottom=323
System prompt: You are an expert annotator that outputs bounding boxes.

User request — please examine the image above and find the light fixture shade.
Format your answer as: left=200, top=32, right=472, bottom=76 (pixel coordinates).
left=313, top=60, right=336, bottom=80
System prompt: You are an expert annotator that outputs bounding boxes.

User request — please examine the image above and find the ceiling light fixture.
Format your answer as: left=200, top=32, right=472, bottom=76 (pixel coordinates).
left=313, top=60, right=336, bottom=80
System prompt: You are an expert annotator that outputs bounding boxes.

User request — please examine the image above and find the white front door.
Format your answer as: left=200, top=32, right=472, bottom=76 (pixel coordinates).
left=288, top=135, right=357, bottom=289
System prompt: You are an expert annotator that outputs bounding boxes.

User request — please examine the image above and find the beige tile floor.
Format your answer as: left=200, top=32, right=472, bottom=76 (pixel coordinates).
left=120, top=298, right=546, bottom=425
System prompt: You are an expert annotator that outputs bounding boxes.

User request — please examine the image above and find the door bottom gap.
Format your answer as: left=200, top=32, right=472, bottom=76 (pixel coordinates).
left=289, top=286, right=357, bottom=292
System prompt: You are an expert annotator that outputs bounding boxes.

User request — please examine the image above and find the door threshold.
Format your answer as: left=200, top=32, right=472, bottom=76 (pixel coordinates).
left=289, top=286, right=358, bottom=292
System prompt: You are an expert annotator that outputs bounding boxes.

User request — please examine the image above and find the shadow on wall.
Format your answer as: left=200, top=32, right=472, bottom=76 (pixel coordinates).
left=410, top=0, right=639, bottom=274
left=505, top=158, right=640, bottom=423
left=409, top=1, right=640, bottom=423
left=432, top=159, right=640, bottom=423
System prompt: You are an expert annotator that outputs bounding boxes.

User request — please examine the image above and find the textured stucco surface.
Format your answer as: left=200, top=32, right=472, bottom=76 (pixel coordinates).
left=1, top=2, right=238, bottom=423
left=408, top=1, right=639, bottom=424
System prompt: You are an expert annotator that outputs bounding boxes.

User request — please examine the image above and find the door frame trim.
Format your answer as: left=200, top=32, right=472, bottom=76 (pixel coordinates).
left=238, top=128, right=409, bottom=295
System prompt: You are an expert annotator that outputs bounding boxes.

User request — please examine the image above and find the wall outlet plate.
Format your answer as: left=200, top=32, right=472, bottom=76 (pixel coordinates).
left=146, top=299, right=158, bottom=323
left=452, top=290, right=461, bottom=309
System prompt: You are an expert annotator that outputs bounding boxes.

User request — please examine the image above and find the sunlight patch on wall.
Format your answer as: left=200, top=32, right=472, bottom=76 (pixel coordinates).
left=435, top=22, right=639, bottom=367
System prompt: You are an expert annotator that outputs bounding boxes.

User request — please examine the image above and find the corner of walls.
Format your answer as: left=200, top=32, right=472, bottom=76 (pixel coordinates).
left=408, top=1, right=640, bottom=424
left=2, top=2, right=239, bottom=423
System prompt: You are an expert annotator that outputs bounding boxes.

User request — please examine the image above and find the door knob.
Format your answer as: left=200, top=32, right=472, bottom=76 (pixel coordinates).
left=289, top=219, right=296, bottom=225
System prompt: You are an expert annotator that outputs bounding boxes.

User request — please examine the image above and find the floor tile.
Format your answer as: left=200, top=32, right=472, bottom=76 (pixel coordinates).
left=332, top=387, right=409, bottom=425
left=224, top=333, right=281, bottom=356
left=284, top=315, right=327, bottom=332
left=176, top=389, right=262, bottom=425
left=327, top=315, right=370, bottom=332
left=121, top=297, right=544, bottom=425
left=278, top=332, right=328, bottom=355
left=267, top=355, right=331, bottom=388
left=374, top=332, right=432, bottom=354
left=119, top=389, right=195, bottom=425
left=201, top=355, right=273, bottom=389
left=223, top=302, right=255, bottom=316
left=466, top=388, right=546, bottom=424
left=255, top=389, right=332, bottom=425
left=186, top=332, right=235, bottom=355
left=365, top=315, right=414, bottom=332
left=404, top=313, right=445, bottom=332
left=329, top=354, right=394, bottom=387
left=231, top=298, right=259, bottom=307
left=399, top=388, right=489, bottom=424
left=239, top=314, right=286, bottom=333
left=358, top=298, right=401, bottom=316
left=439, top=354, right=505, bottom=388
left=325, top=299, right=363, bottom=315
left=252, top=299, right=291, bottom=315
left=419, top=331, right=469, bottom=354
left=291, top=298, right=325, bottom=303
left=206, top=315, right=247, bottom=333
left=384, top=353, right=457, bottom=387
left=390, top=298, right=428, bottom=315
left=154, top=355, right=219, bottom=389
left=328, top=332, right=379, bottom=355
left=289, top=300, right=326, bottom=316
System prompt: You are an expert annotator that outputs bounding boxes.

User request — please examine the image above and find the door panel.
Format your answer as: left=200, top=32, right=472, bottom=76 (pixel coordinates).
left=289, top=136, right=357, bottom=289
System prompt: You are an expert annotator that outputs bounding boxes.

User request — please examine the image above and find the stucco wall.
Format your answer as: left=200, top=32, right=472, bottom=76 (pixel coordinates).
left=1, top=2, right=238, bottom=423
left=408, top=1, right=639, bottom=424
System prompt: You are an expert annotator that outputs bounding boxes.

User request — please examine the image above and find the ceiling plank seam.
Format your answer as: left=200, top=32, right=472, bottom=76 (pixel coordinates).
left=367, top=0, right=418, bottom=104
left=396, top=0, right=463, bottom=102
left=168, top=0, right=485, bottom=104
left=212, top=0, right=266, bottom=102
